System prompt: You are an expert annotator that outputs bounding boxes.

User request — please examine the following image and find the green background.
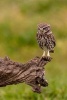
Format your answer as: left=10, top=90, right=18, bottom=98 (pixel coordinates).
left=0, top=0, right=67, bottom=100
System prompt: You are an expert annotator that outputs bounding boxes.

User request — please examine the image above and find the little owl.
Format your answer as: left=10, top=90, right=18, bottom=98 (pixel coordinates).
left=36, top=23, right=56, bottom=57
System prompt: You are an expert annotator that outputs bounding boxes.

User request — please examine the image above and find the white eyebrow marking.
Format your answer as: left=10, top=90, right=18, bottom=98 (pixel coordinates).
left=40, top=28, right=43, bottom=30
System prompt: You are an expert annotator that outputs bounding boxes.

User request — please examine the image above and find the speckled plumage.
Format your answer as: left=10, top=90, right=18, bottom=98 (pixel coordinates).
left=37, top=23, right=56, bottom=56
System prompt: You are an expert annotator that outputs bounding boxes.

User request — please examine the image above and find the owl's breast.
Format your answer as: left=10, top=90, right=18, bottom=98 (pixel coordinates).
left=37, top=33, right=47, bottom=49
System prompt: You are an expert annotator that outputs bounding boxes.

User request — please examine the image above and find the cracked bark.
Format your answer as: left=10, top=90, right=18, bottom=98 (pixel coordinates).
left=0, top=56, right=52, bottom=93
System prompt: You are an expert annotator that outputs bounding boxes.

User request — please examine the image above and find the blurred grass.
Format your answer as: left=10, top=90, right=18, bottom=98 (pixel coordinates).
left=0, top=0, right=67, bottom=100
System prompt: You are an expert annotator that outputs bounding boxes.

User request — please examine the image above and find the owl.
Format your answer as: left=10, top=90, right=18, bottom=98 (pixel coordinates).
left=36, top=23, right=56, bottom=57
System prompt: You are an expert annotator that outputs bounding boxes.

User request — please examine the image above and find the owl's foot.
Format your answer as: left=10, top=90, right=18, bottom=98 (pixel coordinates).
left=42, top=56, right=52, bottom=61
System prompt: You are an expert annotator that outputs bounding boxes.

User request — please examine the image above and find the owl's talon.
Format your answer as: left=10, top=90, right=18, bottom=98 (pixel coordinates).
left=42, top=56, right=52, bottom=61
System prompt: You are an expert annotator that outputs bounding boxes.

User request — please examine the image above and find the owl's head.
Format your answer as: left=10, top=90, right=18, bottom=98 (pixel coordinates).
left=38, top=23, right=50, bottom=33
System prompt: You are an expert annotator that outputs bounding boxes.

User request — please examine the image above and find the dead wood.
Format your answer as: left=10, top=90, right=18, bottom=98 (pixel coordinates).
left=0, top=56, right=52, bottom=93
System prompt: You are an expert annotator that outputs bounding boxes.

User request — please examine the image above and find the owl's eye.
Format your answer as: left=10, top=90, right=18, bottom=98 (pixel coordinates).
left=45, top=27, right=48, bottom=31
left=43, top=27, right=48, bottom=31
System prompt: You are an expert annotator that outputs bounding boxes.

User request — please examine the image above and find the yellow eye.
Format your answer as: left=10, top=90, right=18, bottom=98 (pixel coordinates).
left=45, top=27, right=48, bottom=31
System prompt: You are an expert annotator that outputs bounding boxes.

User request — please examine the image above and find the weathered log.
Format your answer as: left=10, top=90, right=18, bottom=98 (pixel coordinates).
left=0, top=56, right=52, bottom=93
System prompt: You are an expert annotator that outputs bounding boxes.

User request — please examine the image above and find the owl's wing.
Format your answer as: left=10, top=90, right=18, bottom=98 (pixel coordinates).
left=51, top=34, right=56, bottom=47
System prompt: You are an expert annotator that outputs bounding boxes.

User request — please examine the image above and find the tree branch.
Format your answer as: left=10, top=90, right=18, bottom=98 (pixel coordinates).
left=0, top=56, right=52, bottom=93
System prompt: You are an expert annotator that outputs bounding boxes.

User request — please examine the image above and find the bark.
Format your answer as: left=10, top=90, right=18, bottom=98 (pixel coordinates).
left=0, top=56, right=52, bottom=93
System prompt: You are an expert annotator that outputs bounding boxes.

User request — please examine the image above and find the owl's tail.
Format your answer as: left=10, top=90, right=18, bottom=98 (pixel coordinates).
left=49, top=49, right=54, bottom=53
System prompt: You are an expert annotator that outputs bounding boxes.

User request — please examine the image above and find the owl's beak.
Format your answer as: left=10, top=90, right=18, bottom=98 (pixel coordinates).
left=44, top=30, right=46, bottom=33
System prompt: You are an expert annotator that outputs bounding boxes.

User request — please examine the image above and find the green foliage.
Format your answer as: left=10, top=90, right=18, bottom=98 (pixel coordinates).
left=0, top=0, right=67, bottom=100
